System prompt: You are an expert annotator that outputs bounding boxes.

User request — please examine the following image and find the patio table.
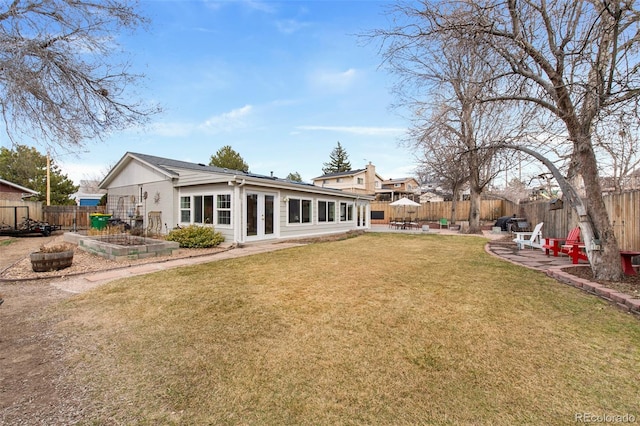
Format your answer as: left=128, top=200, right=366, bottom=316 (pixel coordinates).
left=620, top=251, right=640, bottom=276
left=543, top=238, right=564, bottom=257
left=563, top=242, right=588, bottom=264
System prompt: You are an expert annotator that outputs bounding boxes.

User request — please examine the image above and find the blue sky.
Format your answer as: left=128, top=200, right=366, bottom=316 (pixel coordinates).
left=55, top=0, right=415, bottom=185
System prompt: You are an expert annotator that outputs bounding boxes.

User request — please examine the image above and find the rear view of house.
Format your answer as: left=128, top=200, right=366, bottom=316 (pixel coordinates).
left=100, top=152, right=371, bottom=245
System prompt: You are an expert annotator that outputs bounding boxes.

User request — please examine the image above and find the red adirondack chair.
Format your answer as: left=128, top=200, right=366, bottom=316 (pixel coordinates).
left=543, top=227, right=587, bottom=264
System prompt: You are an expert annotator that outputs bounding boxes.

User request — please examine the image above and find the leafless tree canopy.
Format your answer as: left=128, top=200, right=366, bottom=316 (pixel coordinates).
left=0, top=0, right=159, bottom=149
left=372, top=0, right=640, bottom=279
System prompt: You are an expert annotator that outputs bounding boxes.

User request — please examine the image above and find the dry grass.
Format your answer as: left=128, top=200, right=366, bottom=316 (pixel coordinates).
left=59, top=233, right=640, bottom=424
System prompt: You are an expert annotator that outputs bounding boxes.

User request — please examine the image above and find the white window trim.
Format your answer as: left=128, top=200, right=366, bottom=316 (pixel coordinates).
left=339, top=201, right=354, bottom=222
left=178, top=191, right=233, bottom=228
left=287, top=197, right=313, bottom=225
left=317, top=199, right=337, bottom=224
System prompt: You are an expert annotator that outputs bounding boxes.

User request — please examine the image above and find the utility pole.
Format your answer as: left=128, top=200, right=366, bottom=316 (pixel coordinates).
left=46, top=151, right=50, bottom=206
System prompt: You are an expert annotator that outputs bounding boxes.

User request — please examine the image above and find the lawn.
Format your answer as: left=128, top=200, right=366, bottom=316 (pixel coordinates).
left=59, top=233, right=640, bottom=424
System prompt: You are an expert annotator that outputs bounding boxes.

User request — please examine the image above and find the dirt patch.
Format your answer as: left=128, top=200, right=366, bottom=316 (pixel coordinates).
left=562, top=266, right=640, bottom=299
left=0, top=280, right=87, bottom=424
left=0, top=233, right=227, bottom=424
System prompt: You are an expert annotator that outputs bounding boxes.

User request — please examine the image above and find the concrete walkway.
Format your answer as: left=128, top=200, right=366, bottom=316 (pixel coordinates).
left=52, top=242, right=304, bottom=294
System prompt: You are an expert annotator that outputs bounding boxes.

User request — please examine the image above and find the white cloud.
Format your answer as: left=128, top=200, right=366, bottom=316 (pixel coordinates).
left=59, top=161, right=109, bottom=185
left=149, top=121, right=195, bottom=138
left=200, top=105, right=254, bottom=133
left=309, top=68, right=358, bottom=92
left=276, top=19, right=310, bottom=34
left=297, top=125, right=405, bottom=136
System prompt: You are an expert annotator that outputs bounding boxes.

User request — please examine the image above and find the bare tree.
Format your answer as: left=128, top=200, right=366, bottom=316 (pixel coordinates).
left=412, top=119, right=469, bottom=224
left=593, top=113, right=640, bottom=193
left=0, top=0, right=159, bottom=151
left=379, top=25, right=517, bottom=233
left=376, top=0, right=640, bottom=280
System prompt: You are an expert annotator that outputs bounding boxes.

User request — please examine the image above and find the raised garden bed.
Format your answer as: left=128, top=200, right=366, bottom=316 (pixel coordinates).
left=65, top=233, right=179, bottom=261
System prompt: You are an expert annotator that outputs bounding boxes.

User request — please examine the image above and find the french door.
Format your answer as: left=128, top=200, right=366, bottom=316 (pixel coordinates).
left=246, top=192, right=275, bottom=240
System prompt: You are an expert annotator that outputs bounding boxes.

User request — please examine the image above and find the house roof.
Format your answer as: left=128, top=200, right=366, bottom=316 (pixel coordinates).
left=0, top=178, right=38, bottom=195
left=383, top=177, right=419, bottom=184
left=101, top=152, right=374, bottom=200
left=312, top=168, right=367, bottom=180
left=312, top=169, right=385, bottom=183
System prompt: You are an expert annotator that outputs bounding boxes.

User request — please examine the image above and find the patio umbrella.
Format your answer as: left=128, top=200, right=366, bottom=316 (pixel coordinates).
left=389, top=197, right=421, bottom=220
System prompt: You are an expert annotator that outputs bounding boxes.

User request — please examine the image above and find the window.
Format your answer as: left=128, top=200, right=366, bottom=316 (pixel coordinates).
left=357, top=177, right=364, bottom=185
left=288, top=198, right=311, bottom=224
left=394, top=183, right=401, bottom=188
left=340, top=202, right=353, bottom=221
left=217, top=194, right=231, bottom=225
left=336, top=178, right=343, bottom=183
left=181, top=193, right=230, bottom=225
left=318, top=200, right=336, bottom=222
left=180, top=196, right=191, bottom=223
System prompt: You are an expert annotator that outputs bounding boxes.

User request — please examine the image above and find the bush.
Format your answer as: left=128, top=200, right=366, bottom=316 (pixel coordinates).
left=38, top=243, right=74, bottom=253
left=165, top=225, right=225, bottom=248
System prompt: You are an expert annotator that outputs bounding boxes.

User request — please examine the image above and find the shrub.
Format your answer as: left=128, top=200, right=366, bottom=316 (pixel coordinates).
left=165, top=225, right=225, bottom=248
left=38, top=243, right=74, bottom=253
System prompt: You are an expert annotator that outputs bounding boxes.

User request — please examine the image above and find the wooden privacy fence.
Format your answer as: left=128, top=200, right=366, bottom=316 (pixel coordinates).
left=43, top=205, right=106, bottom=230
left=370, top=199, right=518, bottom=225
left=0, top=200, right=43, bottom=226
left=519, top=190, right=640, bottom=251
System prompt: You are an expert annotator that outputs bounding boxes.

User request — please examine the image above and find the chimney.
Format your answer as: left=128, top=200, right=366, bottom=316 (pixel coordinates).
left=365, top=162, right=375, bottom=195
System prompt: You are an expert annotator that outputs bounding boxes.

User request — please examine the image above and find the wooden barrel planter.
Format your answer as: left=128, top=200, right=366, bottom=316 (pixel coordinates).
left=30, top=250, right=74, bottom=272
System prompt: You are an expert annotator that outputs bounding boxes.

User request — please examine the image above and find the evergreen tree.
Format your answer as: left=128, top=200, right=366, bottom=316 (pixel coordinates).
left=286, top=172, right=302, bottom=182
left=322, top=142, right=352, bottom=174
left=0, top=145, right=79, bottom=205
left=209, top=145, right=249, bottom=172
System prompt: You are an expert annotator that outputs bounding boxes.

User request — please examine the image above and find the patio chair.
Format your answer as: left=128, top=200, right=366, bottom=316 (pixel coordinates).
left=439, top=218, right=449, bottom=229
left=513, top=222, right=544, bottom=250
left=559, top=227, right=587, bottom=264
left=543, top=227, right=581, bottom=257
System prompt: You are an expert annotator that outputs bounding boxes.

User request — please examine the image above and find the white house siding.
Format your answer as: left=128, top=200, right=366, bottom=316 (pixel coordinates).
left=108, top=160, right=169, bottom=188
left=101, top=152, right=372, bottom=245
left=177, top=184, right=235, bottom=242
left=277, top=189, right=362, bottom=241
left=104, top=181, right=175, bottom=232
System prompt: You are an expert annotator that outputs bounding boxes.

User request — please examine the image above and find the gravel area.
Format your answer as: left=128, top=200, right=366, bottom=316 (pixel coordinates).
left=0, top=233, right=229, bottom=425
left=1, top=234, right=229, bottom=281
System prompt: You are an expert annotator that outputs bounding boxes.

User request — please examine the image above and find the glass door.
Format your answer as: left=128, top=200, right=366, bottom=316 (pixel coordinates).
left=246, top=192, right=275, bottom=240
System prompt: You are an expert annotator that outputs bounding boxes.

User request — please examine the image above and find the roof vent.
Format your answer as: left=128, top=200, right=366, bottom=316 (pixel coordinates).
left=198, top=163, right=206, bottom=167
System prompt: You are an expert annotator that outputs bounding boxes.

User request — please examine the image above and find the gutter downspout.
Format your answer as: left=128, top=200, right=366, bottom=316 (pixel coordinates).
left=229, top=176, right=247, bottom=246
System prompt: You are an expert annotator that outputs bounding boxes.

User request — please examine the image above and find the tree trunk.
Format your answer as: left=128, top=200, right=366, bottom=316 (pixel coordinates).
left=466, top=186, right=483, bottom=234
left=575, top=134, right=623, bottom=280
left=450, top=185, right=461, bottom=225
left=503, top=143, right=623, bottom=281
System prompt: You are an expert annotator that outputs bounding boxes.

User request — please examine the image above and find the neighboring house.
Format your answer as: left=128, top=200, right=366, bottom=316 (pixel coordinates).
left=72, top=180, right=107, bottom=206
left=377, top=177, right=421, bottom=201
left=311, top=163, right=383, bottom=196
left=419, top=191, right=445, bottom=203
left=0, top=178, right=38, bottom=202
left=100, top=152, right=372, bottom=244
